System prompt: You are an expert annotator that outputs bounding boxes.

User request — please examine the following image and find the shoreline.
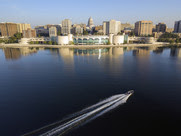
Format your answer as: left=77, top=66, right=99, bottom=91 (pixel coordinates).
left=0, top=43, right=180, bottom=49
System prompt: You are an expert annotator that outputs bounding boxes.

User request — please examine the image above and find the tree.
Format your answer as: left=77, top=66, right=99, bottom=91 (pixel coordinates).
left=129, top=32, right=135, bottom=37
left=35, top=41, right=39, bottom=44
left=29, top=41, right=34, bottom=44
left=14, top=33, right=22, bottom=39
left=69, top=41, right=74, bottom=45
left=57, top=31, right=61, bottom=36
left=107, top=40, right=111, bottom=45
left=48, top=41, right=52, bottom=45
left=83, top=30, right=89, bottom=35
left=124, top=40, right=127, bottom=44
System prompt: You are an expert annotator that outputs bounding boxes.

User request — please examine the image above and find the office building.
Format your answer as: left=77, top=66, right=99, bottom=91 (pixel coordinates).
left=156, top=23, right=167, bottom=33
left=103, top=20, right=121, bottom=35
left=0, top=22, right=18, bottom=37
left=134, top=21, right=153, bottom=36
left=174, top=20, right=181, bottom=33
left=49, top=27, right=57, bottom=37
left=61, top=19, right=72, bottom=35
left=17, top=23, right=31, bottom=33
left=23, top=28, right=36, bottom=38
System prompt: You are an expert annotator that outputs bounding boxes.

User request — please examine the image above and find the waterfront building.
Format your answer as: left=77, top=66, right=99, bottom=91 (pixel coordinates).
left=61, top=19, right=72, bottom=35
left=103, top=20, right=121, bottom=35
left=74, top=34, right=128, bottom=45
left=134, top=21, right=153, bottom=36
left=19, top=37, right=51, bottom=44
left=156, top=23, right=167, bottom=33
left=23, top=28, right=36, bottom=38
left=17, top=23, right=31, bottom=33
left=87, top=17, right=94, bottom=29
left=49, top=27, right=57, bottom=37
left=0, top=22, right=18, bottom=37
left=174, top=20, right=181, bottom=33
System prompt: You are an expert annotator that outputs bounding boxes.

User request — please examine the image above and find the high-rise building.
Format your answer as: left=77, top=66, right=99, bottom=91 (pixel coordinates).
left=174, top=20, right=181, bottom=33
left=87, top=17, right=94, bottom=29
left=61, top=19, right=72, bottom=35
left=0, top=22, right=18, bottom=37
left=17, top=23, right=31, bottom=33
left=49, top=27, right=57, bottom=37
left=23, top=28, right=36, bottom=38
left=156, top=23, right=167, bottom=33
left=103, top=20, right=121, bottom=35
left=134, top=21, right=153, bottom=36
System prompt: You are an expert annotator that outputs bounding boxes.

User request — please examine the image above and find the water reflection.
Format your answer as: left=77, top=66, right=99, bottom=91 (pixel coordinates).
left=170, top=47, right=181, bottom=58
left=2, top=47, right=39, bottom=60
left=133, top=47, right=150, bottom=57
left=1, top=46, right=181, bottom=61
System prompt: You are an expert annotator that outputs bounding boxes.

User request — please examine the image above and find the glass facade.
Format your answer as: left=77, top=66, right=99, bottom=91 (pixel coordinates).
left=74, top=37, right=109, bottom=45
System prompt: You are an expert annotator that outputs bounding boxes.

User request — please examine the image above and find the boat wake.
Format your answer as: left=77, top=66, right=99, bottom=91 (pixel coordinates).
left=23, top=90, right=134, bottom=136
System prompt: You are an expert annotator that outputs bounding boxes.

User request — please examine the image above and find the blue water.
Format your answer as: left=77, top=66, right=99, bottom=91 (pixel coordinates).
left=0, top=46, right=181, bottom=136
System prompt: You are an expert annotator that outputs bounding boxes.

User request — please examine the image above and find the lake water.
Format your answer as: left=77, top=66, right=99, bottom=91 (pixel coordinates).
left=0, top=46, right=181, bottom=136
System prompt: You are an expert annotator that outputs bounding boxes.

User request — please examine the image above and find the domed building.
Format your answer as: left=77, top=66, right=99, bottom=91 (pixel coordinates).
left=87, top=17, right=94, bottom=29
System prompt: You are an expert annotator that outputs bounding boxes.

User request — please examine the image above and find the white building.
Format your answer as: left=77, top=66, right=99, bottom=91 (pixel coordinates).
left=103, top=20, right=121, bottom=35
left=87, top=17, right=94, bottom=29
left=49, top=27, right=57, bottom=37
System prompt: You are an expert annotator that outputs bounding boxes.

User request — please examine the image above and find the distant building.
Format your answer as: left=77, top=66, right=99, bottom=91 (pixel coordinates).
left=61, top=19, right=72, bottom=35
left=49, top=27, right=57, bottom=37
left=166, top=28, right=174, bottom=33
left=103, top=20, right=121, bottom=35
left=17, top=23, right=31, bottom=33
left=23, top=28, right=36, bottom=38
left=87, top=17, right=94, bottom=29
left=121, top=23, right=134, bottom=31
left=71, top=24, right=83, bottom=35
left=93, top=25, right=103, bottom=34
left=174, top=20, right=181, bottom=33
left=134, top=21, right=153, bottom=36
left=35, top=26, right=49, bottom=37
left=156, top=23, right=167, bottom=33
left=0, top=22, right=18, bottom=37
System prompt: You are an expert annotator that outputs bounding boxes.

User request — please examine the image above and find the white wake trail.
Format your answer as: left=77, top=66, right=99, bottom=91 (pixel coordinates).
left=23, top=91, right=133, bottom=136
left=40, top=92, right=133, bottom=136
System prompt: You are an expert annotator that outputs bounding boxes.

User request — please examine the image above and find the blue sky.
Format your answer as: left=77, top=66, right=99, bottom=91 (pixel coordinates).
left=0, top=0, right=180, bottom=28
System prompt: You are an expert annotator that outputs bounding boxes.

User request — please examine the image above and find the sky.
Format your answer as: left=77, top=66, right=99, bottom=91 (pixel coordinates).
left=0, top=0, right=180, bottom=28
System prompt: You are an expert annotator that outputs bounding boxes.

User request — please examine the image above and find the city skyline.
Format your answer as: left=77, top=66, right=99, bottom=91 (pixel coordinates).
left=0, top=0, right=181, bottom=28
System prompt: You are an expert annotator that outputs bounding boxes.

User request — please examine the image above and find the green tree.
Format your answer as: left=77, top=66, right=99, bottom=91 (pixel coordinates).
left=29, top=41, right=34, bottom=44
left=83, top=30, right=89, bottom=35
left=124, top=40, right=127, bottom=44
left=107, top=40, right=111, bottom=45
left=48, top=41, right=52, bottom=45
left=14, top=33, right=22, bottom=39
left=57, top=31, right=61, bottom=36
left=69, top=41, right=74, bottom=45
